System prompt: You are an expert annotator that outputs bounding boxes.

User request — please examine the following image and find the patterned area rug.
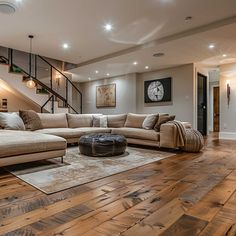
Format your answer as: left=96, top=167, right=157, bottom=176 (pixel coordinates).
left=6, top=146, right=175, bottom=194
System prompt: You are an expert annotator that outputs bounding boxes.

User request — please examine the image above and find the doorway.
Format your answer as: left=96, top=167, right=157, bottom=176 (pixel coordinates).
left=213, top=86, right=220, bottom=132
left=197, top=73, right=207, bottom=136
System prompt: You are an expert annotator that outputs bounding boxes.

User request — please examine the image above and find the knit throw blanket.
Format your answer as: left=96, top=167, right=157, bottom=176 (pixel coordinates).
left=167, top=120, right=186, bottom=147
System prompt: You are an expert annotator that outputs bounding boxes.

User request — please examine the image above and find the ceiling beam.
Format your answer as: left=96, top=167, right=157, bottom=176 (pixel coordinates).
left=76, top=15, right=236, bottom=68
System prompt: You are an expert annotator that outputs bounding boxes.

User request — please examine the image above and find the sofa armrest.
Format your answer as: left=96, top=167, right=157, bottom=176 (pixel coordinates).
left=160, top=121, right=192, bottom=148
left=160, top=123, right=178, bottom=148
left=181, top=122, right=192, bottom=129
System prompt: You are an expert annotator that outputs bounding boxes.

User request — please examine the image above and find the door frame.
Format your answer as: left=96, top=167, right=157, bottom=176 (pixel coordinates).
left=197, top=72, right=208, bottom=136
left=213, top=85, right=220, bottom=132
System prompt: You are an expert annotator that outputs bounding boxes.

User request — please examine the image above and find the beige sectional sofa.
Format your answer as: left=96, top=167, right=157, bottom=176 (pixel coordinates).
left=0, top=112, right=191, bottom=167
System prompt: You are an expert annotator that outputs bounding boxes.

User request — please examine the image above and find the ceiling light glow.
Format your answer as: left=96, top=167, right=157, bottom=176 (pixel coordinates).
left=62, top=43, right=69, bottom=49
left=95, top=70, right=99, bottom=74
left=104, top=23, right=113, bottom=32
left=88, top=77, right=91, bottom=80
left=106, top=73, right=110, bottom=76
left=133, top=61, right=138, bottom=65
left=222, top=54, right=227, bottom=57
left=145, top=66, right=149, bottom=69
left=208, top=44, right=215, bottom=49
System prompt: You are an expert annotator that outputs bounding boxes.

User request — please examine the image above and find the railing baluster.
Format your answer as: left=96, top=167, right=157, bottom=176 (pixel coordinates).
left=1, top=48, right=82, bottom=114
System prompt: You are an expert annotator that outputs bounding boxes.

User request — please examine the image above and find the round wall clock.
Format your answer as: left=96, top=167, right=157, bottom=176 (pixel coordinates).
left=147, top=81, right=164, bottom=101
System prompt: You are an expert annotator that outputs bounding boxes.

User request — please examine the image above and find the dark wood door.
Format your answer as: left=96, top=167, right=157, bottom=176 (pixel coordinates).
left=197, top=73, right=207, bottom=136
left=213, top=86, right=220, bottom=132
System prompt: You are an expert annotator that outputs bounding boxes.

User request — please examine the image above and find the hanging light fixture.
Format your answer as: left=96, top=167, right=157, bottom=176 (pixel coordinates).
left=26, top=35, right=36, bottom=89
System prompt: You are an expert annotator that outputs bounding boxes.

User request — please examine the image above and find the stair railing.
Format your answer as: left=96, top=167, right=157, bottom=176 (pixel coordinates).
left=1, top=48, right=82, bottom=114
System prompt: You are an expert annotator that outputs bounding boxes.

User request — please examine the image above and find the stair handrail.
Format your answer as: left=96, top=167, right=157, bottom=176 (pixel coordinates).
left=1, top=55, right=67, bottom=103
left=1, top=48, right=82, bottom=113
left=37, top=55, right=82, bottom=113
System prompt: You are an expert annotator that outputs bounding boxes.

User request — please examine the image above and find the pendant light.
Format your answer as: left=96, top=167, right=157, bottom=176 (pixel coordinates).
left=26, top=35, right=36, bottom=89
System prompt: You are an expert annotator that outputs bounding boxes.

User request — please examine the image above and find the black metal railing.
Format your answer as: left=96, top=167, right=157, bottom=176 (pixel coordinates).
left=0, top=47, right=82, bottom=114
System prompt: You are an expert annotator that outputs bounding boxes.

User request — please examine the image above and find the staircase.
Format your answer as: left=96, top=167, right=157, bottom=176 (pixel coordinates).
left=0, top=48, right=82, bottom=113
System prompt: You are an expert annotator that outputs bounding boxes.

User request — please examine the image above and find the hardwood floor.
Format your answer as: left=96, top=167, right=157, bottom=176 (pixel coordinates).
left=0, top=133, right=236, bottom=236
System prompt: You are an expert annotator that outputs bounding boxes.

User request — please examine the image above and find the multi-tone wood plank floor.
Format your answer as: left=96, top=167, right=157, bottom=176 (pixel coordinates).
left=0, top=133, right=236, bottom=236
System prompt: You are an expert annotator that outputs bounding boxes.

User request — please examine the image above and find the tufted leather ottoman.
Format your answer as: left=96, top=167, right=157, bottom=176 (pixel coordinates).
left=79, top=133, right=127, bottom=157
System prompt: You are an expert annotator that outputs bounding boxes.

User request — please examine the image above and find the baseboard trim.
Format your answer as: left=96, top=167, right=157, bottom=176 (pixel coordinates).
left=219, top=132, right=236, bottom=140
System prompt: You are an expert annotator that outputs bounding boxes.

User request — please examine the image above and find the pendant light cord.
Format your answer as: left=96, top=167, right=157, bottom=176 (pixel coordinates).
left=28, top=35, right=34, bottom=78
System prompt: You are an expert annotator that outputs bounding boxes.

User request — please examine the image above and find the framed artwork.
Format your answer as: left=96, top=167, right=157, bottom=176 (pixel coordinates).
left=144, top=77, right=172, bottom=103
left=96, top=84, right=116, bottom=108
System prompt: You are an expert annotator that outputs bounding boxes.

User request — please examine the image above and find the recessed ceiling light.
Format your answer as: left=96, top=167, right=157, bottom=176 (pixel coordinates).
left=222, top=54, right=227, bottom=57
left=185, top=16, right=192, bottom=22
left=95, top=70, right=99, bottom=74
left=145, top=66, right=149, bottom=69
left=208, top=44, right=215, bottom=49
left=104, top=23, right=113, bottom=32
left=62, top=43, right=69, bottom=49
left=0, top=2, right=16, bottom=14
left=153, top=53, right=165, bottom=57
left=88, top=77, right=91, bottom=80
left=106, top=73, right=110, bottom=76
left=133, top=61, right=138, bottom=65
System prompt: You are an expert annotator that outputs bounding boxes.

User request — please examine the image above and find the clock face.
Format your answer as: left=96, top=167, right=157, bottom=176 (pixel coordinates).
left=147, top=81, right=164, bottom=101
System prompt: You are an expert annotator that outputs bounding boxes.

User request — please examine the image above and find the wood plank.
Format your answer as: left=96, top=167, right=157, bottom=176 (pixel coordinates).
left=158, top=214, right=208, bottom=236
left=0, top=134, right=235, bottom=236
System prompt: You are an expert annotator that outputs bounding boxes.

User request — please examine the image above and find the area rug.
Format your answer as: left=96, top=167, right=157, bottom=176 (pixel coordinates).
left=6, top=146, right=175, bottom=194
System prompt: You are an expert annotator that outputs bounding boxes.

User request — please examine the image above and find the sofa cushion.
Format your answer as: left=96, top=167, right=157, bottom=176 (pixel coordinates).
left=19, top=110, right=42, bottom=131
left=38, top=113, right=68, bottom=129
left=67, top=114, right=100, bottom=128
left=154, top=115, right=175, bottom=132
left=0, top=130, right=66, bottom=158
left=142, top=114, right=159, bottom=130
left=107, top=114, right=127, bottom=128
left=112, top=127, right=160, bottom=141
left=35, top=128, right=84, bottom=139
left=93, top=115, right=108, bottom=128
left=0, top=112, right=25, bottom=130
left=124, top=113, right=147, bottom=128
left=75, top=127, right=111, bottom=135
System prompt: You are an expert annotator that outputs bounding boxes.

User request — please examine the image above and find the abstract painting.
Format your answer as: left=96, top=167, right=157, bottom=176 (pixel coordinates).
left=96, top=84, right=116, bottom=107
left=144, top=77, right=172, bottom=103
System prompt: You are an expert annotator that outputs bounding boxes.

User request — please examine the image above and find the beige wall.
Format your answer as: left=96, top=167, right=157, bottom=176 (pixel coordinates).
left=80, top=64, right=195, bottom=124
left=80, top=74, right=136, bottom=114
left=219, top=63, right=236, bottom=139
left=136, top=64, right=195, bottom=124
left=0, top=79, right=40, bottom=112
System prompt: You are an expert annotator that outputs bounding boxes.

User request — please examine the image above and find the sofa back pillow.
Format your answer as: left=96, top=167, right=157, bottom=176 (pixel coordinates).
left=93, top=115, right=108, bottom=128
left=142, top=114, right=159, bottom=130
left=67, top=114, right=101, bottom=128
left=154, top=114, right=175, bottom=132
left=124, top=113, right=147, bottom=128
left=38, top=113, right=68, bottom=129
left=19, top=110, right=42, bottom=131
left=107, top=114, right=127, bottom=128
left=0, top=112, right=25, bottom=130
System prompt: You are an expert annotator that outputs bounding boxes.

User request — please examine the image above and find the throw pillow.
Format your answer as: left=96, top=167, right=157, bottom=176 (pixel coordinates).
left=142, top=114, right=159, bottom=130
left=93, top=115, right=108, bottom=128
left=19, top=110, right=42, bottom=131
left=0, top=112, right=25, bottom=130
left=124, top=113, right=147, bottom=128
left=154, top=115, right=175, bottom=132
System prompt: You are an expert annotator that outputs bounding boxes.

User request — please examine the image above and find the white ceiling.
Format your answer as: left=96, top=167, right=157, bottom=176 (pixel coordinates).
left=70, top=22, right=236, bottom=81
left=1, top=0, right=236, bottom=81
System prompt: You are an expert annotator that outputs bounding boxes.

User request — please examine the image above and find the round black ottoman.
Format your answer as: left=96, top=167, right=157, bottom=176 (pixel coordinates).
left=79, top=133, right=127, bottom=157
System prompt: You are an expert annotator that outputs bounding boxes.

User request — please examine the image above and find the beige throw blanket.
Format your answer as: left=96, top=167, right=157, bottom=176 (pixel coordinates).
left=167, top=120, right=186, bottom=147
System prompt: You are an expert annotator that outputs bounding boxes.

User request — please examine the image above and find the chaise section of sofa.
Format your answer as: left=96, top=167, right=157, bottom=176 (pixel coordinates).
left=0, top=130, right=67, bottom=167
